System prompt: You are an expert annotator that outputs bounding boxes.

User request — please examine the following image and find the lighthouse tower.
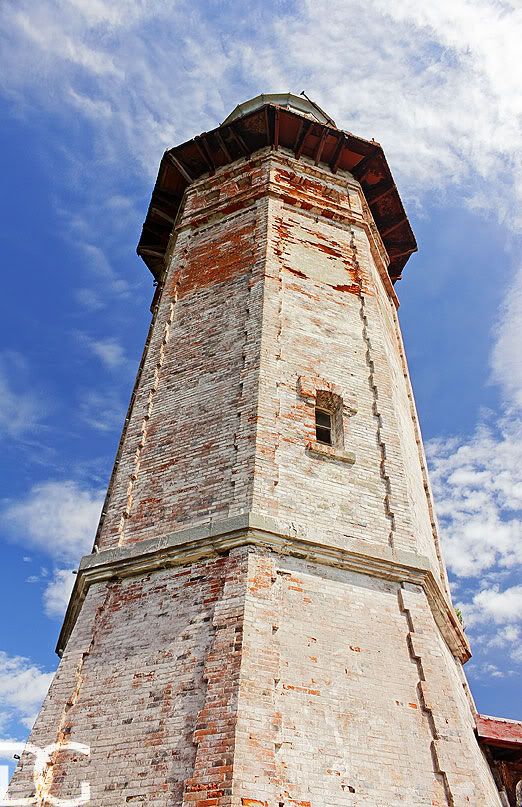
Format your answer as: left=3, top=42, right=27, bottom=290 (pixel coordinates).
left=9, top=94, right=505, bottom=805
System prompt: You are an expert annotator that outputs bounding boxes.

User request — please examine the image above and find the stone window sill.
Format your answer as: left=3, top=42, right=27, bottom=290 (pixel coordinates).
left=306, top=441, right=356, bottom=465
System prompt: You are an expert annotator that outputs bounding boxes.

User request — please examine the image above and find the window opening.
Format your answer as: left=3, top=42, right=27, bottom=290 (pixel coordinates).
left=315, top=408, right=333, bottom=445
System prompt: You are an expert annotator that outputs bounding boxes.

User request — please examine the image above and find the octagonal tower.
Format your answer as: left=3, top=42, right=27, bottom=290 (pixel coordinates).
left=9, top=94, right=504, bottom=806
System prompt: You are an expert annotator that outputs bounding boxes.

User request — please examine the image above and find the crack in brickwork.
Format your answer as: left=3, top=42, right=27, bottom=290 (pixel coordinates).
left=118, top=299, right=175, bottom=545
left=391, top=303, right=450, bottom=593
left=398, top=586, right=454, bottom=806
left=36, top=584, right=113, bottom=805
left=181, top=548, right=249, bottom=807
left=93, top=282, right=164, bottom=552
left=230, top=204, right=260, bottom=513
left=350, top=227, right=396, bottom=549
left=273, top=217, right=284, bottom=501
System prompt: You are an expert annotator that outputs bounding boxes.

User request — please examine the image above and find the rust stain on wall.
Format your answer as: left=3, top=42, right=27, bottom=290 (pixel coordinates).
left=172, top=218, right=255, bottom=298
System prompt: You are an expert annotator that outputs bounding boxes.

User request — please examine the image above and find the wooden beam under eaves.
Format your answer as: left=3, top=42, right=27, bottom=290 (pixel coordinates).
left=295, top=120, right=313, bottom=159
left=215, top=129, right=232, bottom=162
left=380, top=218, right=407, bottom=238
left=151, top=207, right=175, bottom=225
left=194, top=135, right=216, bottom=174
left=226, top=124, right=249, bottom=156
left=139, top=248, right=165, bottom=258
left=351, top=149, right=381, bottom=179
left=166, top=151, right=193, bottom=183
left=314, top=128, right=329, bottom=165
left=330, top=133, right=345, bottom=173
left=366, top=183, right=395, bottom=206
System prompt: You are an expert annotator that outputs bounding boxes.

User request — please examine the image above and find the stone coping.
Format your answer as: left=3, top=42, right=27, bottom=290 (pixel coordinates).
left=57, top=513, right=470, bottom=663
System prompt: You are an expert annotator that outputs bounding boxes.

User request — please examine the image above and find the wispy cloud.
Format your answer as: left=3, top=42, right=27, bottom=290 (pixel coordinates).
left=78, top=389, right=127, bottom=432
left=491, top=264, right=522, bottom=409
left=0, top=353, right=45, bottom=440
left=77, top=243, right=130, bottom=299
left=78, top=333, right=128, bottom=370
left=2, top=480, right=103, bottom=619
left=21, top=566, right=74, bottom=620
left=73, top=287, right=105, bottom=312
left=463, top=585, right=522, bottom=627
left=1, top=0, right=521, bottom=223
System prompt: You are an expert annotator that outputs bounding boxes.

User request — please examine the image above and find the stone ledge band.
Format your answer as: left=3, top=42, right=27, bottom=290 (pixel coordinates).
left=57, top=513, right=470, bottom=663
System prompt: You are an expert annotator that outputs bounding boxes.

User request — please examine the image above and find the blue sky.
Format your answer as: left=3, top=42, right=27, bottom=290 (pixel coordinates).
left=0, top=0, right=521, bottom=753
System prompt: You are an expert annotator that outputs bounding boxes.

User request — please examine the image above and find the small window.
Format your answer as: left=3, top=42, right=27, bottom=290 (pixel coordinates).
left=315, top=408, right=333, bottom=445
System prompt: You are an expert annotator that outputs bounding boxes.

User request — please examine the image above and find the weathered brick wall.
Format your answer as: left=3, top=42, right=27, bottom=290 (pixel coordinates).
left=96, top=161, right=270, bottom=549
left=8, top=551, right=248, bottom=805
left=357, top=225, right=449, bottom=589
left=10, top=548, right=500, bottom=806
left=251, top=154, right=447, bottom=588
left=97, top=149, right=447, bottom=590
left=234, top=549, right=501, bottom=806
left=11, top=147, right=502, bottom=805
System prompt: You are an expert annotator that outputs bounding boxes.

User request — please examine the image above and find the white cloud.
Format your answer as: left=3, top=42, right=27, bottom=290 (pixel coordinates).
left=0, top=652, right=54, bottom=732
left=488, top=624, right=520, bottom=648
left=0, top=353, right=43, bottom=440
left=428, top=414, right=522, bottom=659
left=81, top=335, right=127, bottom=369
left=491, top=265, right=522, bottom=409
left=428, top=418, right=522, bottom=578
left=461, top=585, right=522, bottom=632
left=11, top=9, right=122, bottom=78
left=79, top=389, right=126, bottom=432
left=77, top=243, right=130, bottom=299
left=43, top=569, right=76, bottom=619
left=68, top=88, right=113, bottom=119
left=73, top=287, right=104, bottom=311
left=2, top=481, right=102, bottom=621
left=2, top=480, right=103, bottom=564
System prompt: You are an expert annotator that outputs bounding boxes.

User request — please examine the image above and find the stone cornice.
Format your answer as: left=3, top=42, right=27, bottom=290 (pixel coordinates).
left=57, top=513, right=470, bottom=664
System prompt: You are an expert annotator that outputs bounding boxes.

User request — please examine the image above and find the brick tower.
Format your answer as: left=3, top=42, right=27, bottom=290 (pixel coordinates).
left=9, top=94, right=506, bottom=806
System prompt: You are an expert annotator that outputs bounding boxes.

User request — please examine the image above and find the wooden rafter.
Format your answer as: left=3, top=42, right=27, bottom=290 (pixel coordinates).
left=314, top=128, right=329, bottom=166
left=166, top=151, right=193, bottom=183
left=215, top=129, right=232, bottom=162
left=264, top=106, right=271, bottom=146
left=380, top=218, right=407, bottom=238
left=330, top=133, right=345, bottom=173
left=387, top=247, right=415, bottom=260
left=295, top=120, right=313, bottom=159
left=138, top=248, right=164, bottom=258
left=366, top=184, right=395, bottom=207
left=351, top=149, right=381, bottom=179
left=226, top=124, right=249, bottom=156
left=151, top=207, right=175, bottom=225
left=194, top=135, right=216, bottom=174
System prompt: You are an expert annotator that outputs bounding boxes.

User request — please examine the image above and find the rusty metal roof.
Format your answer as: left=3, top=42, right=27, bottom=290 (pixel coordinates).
left=476, top=714, right=522, bottom=806
left=476, top=714, right=522, bottom=751
left=137, top=100, right=417, bottom=283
